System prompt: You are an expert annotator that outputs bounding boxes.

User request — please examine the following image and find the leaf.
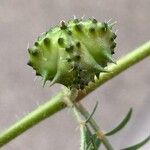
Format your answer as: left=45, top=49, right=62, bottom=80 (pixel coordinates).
left=80, top=124, right=101, bottom=150
left=90, top=134, right=101, bottom=149
left=85, top=101, right=98, bottom=123
left=86, top=134, right=101, bottom=150
left=106, top=108, right=133, bottom=136
left=121, top=135, right=150, bottom=150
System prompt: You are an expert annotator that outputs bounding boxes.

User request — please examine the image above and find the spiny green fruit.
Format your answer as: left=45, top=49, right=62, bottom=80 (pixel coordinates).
left=27, top=18, right=117, bottom=89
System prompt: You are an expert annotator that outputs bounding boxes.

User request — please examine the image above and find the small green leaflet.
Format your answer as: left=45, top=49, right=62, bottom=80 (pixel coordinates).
left=81, top=124, right=101, bottom=150
left=121, top=135, right=150, bottom=150
left=106, top=108, right=133, bottom=136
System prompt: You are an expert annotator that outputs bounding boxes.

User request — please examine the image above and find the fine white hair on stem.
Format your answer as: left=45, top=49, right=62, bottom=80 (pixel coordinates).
left=15, top=114, right=19, bottom=120
left=23, top=112, right=27, bottom=116
left=40, top=32, right=46, bottom=36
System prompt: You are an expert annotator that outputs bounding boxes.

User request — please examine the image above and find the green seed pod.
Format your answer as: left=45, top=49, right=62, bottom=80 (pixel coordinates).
left=27, top=18, right=117, bottom=89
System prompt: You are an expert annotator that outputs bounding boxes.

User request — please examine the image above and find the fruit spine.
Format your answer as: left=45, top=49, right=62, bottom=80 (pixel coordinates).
left=27, top=18, right=117, bottom=89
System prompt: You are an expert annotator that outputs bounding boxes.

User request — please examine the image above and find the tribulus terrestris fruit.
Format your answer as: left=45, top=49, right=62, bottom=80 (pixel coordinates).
left=27, top=18, right=117, bottom=89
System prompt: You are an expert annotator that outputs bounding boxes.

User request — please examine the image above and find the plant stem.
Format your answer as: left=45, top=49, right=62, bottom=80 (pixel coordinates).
left=76, top=102, right=114, bottom=150
left=83, top=40, right=150, bottom=95
left=62, top=89, right=85, bottom=150
left=0, top=41, right=150, bottom=147
left=64, top=89, right=113, bottom=150
left=0, top=92, right=65, bottom=147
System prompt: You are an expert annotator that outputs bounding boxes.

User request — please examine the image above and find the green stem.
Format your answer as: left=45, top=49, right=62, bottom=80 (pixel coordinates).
left=62, top=89, right=85, bottom=150
left=0, top=92, right=65, bottom=147
left=84, top=41, right=150, bottom=95
left=0, top=41, right=150, bottom=147
left=72, top=107, right=85, bottom=150
left=64, top=89, right=113, bottom=150
left=76, top=103, right=114, bottom=150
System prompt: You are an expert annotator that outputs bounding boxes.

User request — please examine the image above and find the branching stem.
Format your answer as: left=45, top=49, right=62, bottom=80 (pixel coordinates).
left=76, top=102, right=114, bottom=150
left=0, top=41, right=150, bottom=147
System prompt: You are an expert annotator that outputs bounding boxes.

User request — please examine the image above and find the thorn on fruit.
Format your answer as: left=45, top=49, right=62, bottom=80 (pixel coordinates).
left=60, top=21, right=67, bottom=30
left=111, top=49, right=115, bottom=54
left=27, top=61, right=32, bottom=66
left=110, top=37, right=114, bottom=42
left=92, top=18, right=97, bottom=24
left=49, top=73, right=60, bottom=86
left=76, top=42, right=81, bottom=48
left=43, top=71, right=49, bottom=87
left=28, top=48, right=32, bottom=54
left=89, top=27, right=95, bottom=33
left=28, top=48, right=39, bottom=55
left=105, top=54, right=116, bottom=64
left=98, top=65, right=108, bottom=72
left=112, top=33, right=117, bottom=39
left=66, top=58, right=72, bottom=62
left=111, top=42, right=117, bottom=49
left=58, top=38, right=64, bottom=46
left=67, top=30, right=72, bottom=35
left=36, top=72, right=40, bottom=76
left=44, top=38, right=50, bottom=47
left=74, top=24, right=82, bottom=32
left=75, top=54, right=81, bottom=60
left=74, top=19, right=79, bottom=23
left=34, top=42, right=39, bottom=47
left=95, top=73, right=99, bottom=79
left=109, top=21, right=117, bottom=28
left=65, top=45, right=74, bottom=52
left=101, top=22, right=108, bottom=32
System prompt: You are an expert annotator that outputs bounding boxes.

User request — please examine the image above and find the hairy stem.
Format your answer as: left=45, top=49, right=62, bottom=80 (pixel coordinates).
left=62, top=89, right=85, bottom=150
left=0, top=41, right=150, bottom=147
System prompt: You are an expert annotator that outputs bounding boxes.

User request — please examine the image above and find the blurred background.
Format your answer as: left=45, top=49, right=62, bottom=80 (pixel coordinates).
left=0, top=0, right=150, bottom=149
